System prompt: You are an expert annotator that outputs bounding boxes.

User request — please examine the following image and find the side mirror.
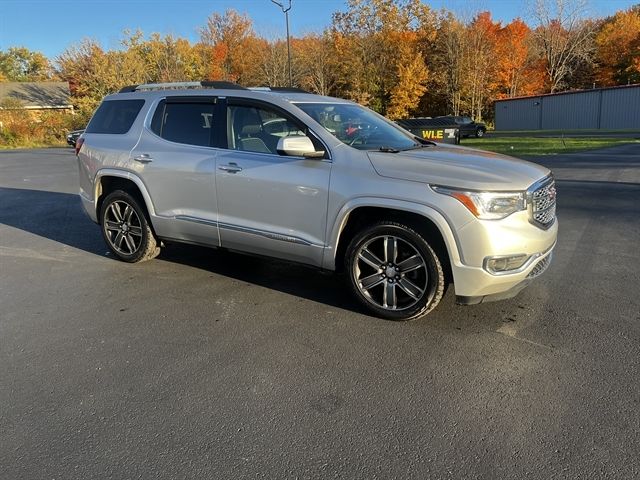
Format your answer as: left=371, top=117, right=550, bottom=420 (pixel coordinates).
left=277, top=136, right=325, bottom=158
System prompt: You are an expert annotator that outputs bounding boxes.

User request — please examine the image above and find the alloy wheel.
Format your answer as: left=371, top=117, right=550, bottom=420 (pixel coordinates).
left=352, top=235, right=428, bottom=311
left=103, top=200, right=144, bottom=256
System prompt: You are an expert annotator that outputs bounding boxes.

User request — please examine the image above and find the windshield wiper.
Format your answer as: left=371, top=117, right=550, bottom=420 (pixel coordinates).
left=401, top=141, right=436, bottom=151
left=377, top=146, right=401, bottom=153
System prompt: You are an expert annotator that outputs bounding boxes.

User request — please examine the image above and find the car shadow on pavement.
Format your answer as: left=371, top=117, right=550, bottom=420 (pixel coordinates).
left=158, top=242, right=366, bottom=315
left=0, top=186, right=365, bottom=314
left=0, top=186, right=105, bottom=255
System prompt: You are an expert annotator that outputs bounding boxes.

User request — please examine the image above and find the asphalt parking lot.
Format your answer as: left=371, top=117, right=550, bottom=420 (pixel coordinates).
left=1, top=146, right=639, bottom=479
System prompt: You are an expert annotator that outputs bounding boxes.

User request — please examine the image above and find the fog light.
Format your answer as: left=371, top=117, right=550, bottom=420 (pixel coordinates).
left=484, top=254, right=529, bottom=274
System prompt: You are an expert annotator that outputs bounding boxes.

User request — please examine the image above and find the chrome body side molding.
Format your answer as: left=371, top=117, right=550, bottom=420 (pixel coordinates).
left=175, top=215, right=322, bottom=247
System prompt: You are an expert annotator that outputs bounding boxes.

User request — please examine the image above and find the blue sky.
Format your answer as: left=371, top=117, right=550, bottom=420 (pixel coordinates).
left=0, top=0, right=636, bottom=60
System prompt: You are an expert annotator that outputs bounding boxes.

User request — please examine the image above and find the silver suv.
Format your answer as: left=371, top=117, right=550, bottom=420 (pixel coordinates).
left=77, top=81, right=557, bottom=320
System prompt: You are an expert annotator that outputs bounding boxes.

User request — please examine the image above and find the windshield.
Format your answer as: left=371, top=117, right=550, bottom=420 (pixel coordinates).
left=294, top=102, right=419, bottom=151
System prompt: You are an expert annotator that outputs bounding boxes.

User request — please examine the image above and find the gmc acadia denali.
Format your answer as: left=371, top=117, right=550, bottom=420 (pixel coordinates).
left=77, top=81, right=557, bottom=320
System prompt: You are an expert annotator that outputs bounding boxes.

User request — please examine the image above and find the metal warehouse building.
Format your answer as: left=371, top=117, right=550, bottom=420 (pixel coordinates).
left=495, top=84, right=640, bottom=131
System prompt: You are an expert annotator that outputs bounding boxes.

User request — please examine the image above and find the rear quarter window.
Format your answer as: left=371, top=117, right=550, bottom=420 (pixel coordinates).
left=85, top=99, right=145, bottom=134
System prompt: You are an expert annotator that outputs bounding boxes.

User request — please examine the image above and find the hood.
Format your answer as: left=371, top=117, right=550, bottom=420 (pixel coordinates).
left=367, top=144, right=550, bottom=191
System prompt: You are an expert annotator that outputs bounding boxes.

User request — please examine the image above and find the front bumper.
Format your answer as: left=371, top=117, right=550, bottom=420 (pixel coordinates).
left=449, top=209, right=557, bottom=298
left=456, top=251, right=553, bottom=305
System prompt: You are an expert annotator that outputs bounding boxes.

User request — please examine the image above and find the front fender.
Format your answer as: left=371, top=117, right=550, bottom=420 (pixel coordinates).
left=322, top=196, right=463, bottom=271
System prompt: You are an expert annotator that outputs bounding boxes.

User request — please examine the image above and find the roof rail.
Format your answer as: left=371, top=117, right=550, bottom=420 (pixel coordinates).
left=119, top=85, right=138, bottom=93
left=269, top=87, right=310, bottom=94
left=200, top=81, right=247, bottom=90
left=118, top=81, right=247, bottom=93
left=248, top=86, right=310, bottom=94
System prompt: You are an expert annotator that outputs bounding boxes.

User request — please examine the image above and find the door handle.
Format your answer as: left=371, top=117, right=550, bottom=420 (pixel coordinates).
left=218, top=163, right=243, bottom=173
left=133, top=154, right=153, bottom=163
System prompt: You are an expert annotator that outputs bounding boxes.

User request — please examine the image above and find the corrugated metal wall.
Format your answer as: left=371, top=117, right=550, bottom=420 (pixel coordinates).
left=495, top=97, right=541, bottom=130
left=495, top=85, right=640, bottom=131
left=540, top=90, right=600, bottom=129
left=601, top=86, right=640, bottom=129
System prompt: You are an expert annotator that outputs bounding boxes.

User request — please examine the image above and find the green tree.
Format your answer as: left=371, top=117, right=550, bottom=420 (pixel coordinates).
left=0, top=47, right=52, bottom=81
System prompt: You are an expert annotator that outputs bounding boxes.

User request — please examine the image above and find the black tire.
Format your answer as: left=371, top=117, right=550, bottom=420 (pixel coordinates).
left=475, top=128, right=485, bottom=138
left=345, top=221, right=445, bottom=321
left=100, top=190, right=160, bottom=263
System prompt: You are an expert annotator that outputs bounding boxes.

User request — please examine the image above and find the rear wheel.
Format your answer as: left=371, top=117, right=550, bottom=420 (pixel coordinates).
left=100, top=190, right=160, bottom=263
left=345, top=221, right=445, bottom=320
left=475, top=128, right=485, bottom=138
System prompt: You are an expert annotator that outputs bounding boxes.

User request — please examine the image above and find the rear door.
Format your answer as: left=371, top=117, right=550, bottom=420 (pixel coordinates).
left=130, top=96, right=222, bottom=246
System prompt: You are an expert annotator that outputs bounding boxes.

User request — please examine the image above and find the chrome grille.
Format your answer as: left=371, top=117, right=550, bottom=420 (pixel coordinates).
left=527, top=253, right=552, bottom=279
left=529, top=178, right=556, bottom=229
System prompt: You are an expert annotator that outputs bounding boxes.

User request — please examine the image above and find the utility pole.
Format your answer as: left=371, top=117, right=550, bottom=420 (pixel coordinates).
left=270, top=0, right=293, bottom=87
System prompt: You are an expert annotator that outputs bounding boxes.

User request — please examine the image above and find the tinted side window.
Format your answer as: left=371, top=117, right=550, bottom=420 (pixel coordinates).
left=86, top=99, right=145, bottom=134
left=152, top=101, right=215, bottom=147
left=228, top=104, right=306, bottom=154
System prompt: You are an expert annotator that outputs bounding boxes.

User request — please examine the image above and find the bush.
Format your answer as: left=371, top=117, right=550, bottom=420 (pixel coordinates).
left=0, top=108, right=76, bottom=147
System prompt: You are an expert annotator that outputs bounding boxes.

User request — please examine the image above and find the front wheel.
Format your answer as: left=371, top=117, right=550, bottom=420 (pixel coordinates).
left=100, top=190, right=160, bottom=263
left=345, top=222, right=445, bottom=321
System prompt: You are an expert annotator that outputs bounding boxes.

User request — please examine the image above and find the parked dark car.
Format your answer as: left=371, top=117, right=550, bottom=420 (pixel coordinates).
left=66, top=129, right=85, bottom=147
left=436, top=116, right=486, bottom=138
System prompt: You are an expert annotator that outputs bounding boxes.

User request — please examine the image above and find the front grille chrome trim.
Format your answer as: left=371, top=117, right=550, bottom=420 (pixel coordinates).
left=527, top=175, right=557, bottom=230
left=526, top=252, right=553, bottom=279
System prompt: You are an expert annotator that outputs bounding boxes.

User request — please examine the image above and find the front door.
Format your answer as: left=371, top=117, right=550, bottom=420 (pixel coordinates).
left=215, top=99, right=331, bottom=266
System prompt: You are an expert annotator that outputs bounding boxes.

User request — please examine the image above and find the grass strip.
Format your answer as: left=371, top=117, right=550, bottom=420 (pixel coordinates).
left=463, top=137, right=640, bottom=156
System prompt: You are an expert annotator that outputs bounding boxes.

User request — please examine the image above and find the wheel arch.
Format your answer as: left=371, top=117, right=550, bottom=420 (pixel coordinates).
left=327, top=200, right=460, bottom=283
left=94, top=169, right=155, bottom=221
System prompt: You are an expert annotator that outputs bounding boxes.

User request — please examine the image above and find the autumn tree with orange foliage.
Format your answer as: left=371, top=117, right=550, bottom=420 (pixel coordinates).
left=331, top=0, right=432, bottom=117
left=464, top=12, right=501, bottom=121
left=495, top=19, right=545, bottom=98
left=58, top=35, right=149, bottom=124
left=429, top=13, right=466, bottom=116
left=136, top=33, right=206, bottom=83
left=198, top=9, right=258, bottom=83
left=293, top=34, right=339, bottom=96
left=20, top=2, right=640, bottom=133
left=386, top=30, right=429, bottom=119
left=254, top=38, right=290, bottom=87
left=595, top=7, right=640, bottom=86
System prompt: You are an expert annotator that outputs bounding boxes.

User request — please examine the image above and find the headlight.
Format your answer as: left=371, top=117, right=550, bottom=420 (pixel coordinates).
left=431, top=186, right=526, bottom=220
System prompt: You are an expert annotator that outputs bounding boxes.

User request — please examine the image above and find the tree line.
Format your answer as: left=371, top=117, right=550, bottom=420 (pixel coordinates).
left=1, top=0, right=639, bottom=126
